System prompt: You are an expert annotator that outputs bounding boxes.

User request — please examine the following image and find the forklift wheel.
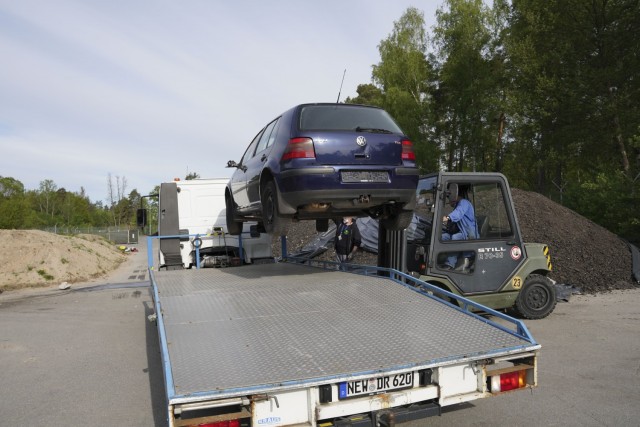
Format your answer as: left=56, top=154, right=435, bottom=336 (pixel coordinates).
left=514, top=274, right=557, bottom=319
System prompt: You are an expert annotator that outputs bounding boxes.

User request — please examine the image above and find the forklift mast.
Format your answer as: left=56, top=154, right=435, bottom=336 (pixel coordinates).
left=377, top=226, right=408, bottom=272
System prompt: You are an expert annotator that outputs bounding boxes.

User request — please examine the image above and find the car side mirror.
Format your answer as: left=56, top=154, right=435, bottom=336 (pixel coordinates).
left=227, top=160, right=238, bottom=168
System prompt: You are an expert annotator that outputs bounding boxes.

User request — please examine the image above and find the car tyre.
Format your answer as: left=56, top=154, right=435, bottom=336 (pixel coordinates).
left=225, top=194, right=243, bottom=236
left=513, top=274, right=557, bottom=319
left=262, top=181, right=289, bottom=236
left=381, top=211, right=413, bottom=231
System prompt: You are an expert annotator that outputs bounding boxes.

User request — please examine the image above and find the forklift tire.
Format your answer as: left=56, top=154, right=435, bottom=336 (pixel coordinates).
left=514, top=274, right=557, bottom=319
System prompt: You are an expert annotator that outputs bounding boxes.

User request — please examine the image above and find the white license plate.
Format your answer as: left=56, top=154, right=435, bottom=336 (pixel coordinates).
left=341, top=171, right=389, bottom=183
left=338, top=372, right=414, bottom=399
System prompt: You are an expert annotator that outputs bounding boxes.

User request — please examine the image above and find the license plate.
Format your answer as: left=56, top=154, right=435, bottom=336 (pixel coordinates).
left=341, top=171, right=389, bottom=183
left=338, top=372, right=414, bottom=399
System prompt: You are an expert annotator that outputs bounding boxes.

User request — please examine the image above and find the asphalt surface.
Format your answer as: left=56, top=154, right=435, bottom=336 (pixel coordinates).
left=1, top=238, right=639, bottom=426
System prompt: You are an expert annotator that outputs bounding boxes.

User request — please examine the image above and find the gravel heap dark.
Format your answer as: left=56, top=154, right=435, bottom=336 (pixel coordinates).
left=511, top=188, right=634, bottom=293
left=272, top=188, right=636, bottom=294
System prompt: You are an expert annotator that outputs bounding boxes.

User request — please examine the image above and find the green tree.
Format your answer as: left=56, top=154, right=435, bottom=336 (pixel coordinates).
left=0, top=177, right=29, bottom=228
left=125, top=189, right=142, bottom=226
left=0, top=176, right=25, bottom=198
left=504, top=0, right=640, bottom=195
left=143, top=185, right=160, bottom=235
left=345, top=83, right=385, bottom=107
left=347, top=7, right=437, bottom=172
left=38, top=179, right=58, bottom=218
left=107, top=173, right=129, bottom=227
left=431, top=0, right=504, bottom=172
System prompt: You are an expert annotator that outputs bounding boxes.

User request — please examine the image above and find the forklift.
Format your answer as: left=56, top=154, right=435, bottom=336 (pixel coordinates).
left=379, top=172, right=556, bottom=319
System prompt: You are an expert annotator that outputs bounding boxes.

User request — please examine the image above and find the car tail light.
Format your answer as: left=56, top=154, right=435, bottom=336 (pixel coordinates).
left=401, top=139, right=416, bottom=161
left=282, top=137, right=315, bottom=161
left=489, top=369, right=528, bottom=393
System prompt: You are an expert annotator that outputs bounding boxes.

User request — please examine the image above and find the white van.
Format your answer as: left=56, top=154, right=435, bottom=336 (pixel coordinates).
left=158, top=178, right=272, bottom=269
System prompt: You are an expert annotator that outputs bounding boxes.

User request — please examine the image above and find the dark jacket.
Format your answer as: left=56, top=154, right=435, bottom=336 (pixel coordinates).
left=334, top=221, right=362, bottom=255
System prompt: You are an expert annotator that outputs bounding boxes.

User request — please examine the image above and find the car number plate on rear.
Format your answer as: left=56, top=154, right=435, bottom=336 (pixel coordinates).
left=338, top=372, right=414, bottom=399
left=341, top=171, right=389, bottom=183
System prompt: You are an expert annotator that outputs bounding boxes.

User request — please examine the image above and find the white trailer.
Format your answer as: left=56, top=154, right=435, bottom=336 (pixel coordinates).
left=158, top=178, right=272, bottom=269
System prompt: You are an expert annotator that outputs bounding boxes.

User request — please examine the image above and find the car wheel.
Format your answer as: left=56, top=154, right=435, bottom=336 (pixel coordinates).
left=261, top=181, right=289, bottom=236
left=316, top=219, right=329, bottom=232
left=514, top=274, right=557, bottom=319
left=381, top=211, right=413, bottom=231
left=225, top=194, right=243, bottom=236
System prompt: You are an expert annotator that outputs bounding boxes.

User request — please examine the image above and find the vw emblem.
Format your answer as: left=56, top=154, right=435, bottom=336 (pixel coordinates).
left=356, top=136, right=367, bottom=147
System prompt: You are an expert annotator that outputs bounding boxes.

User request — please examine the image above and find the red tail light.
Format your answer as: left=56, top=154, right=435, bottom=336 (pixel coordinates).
left=490, top=370, right=527, bottom=393
left=282, top=137, right=315, bottom=161
left=401, top=139, right=416, bottom=161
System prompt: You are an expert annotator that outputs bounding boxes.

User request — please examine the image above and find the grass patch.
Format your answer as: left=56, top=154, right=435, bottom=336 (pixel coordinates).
left=61, top=258, right=69, bottom=264
left=37, top=269, right=54, bottom=281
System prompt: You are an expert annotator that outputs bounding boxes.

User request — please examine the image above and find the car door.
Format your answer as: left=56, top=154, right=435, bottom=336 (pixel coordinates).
left=229, top=130, right=263, bottom=210
left=243, top=118, right=280, bottom=210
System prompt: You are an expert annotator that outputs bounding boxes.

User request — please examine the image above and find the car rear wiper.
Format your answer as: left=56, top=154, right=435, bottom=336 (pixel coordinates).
left=355, top=126, right=393, bottom=134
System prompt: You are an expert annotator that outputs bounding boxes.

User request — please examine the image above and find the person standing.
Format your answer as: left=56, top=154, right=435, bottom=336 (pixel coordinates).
left=334, top=217, right=361, bottom=264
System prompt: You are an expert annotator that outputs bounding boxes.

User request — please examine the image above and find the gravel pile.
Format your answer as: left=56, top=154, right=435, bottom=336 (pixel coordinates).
left=272, top=188, right=636, bottom=294
left=512, top=188, right=634, bottom=293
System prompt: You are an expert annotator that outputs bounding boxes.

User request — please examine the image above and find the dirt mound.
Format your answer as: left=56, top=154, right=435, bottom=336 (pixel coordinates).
left=511, top=188, right=634, bottom=293
left=273, top=189, right=636, bottom=294
left=0, top=230, right=126, bottom=291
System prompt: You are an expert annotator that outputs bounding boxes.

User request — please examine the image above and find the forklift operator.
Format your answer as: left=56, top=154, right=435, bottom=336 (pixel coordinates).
left=442, top=185, right=478, bottom=270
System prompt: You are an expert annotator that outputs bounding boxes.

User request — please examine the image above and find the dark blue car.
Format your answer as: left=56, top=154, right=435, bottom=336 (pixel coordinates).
left=225, top=103, right=419, bottom=235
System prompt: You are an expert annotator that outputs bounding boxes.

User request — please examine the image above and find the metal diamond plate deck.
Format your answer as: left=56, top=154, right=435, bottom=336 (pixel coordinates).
left=153, top=263, right=531, bottom=398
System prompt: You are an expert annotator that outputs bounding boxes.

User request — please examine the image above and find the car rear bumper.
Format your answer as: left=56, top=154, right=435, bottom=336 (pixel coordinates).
left=279, top=166, right=419, bottom=177
left=276, top=166, right=419, bottom=216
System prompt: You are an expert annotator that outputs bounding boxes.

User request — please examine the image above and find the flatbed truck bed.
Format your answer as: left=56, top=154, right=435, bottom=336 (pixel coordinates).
left=151, top=261, right=540, bottom=427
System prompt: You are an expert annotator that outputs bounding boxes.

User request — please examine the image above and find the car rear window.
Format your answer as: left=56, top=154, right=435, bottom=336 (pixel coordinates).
left=299, top=105, right=404, bottom=133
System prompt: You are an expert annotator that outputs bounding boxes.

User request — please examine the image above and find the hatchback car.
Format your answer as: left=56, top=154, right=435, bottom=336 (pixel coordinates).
left=225, top=103, right=419, bottom=235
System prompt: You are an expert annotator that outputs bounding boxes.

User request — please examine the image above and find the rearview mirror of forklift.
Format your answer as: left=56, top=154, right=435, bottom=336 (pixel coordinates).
left=227, top=160, right=238, bottom=168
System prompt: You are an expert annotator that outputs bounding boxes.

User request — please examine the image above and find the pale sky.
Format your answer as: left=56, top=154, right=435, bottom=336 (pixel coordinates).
left=0, top=0, right=439, bottom=204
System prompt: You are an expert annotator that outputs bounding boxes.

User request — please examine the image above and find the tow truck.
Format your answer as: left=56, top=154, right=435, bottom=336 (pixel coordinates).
left=147, top=211, right=543, bottom=426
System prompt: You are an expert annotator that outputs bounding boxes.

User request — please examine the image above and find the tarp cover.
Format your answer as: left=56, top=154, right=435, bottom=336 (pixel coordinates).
left=289, top=215, right=433, bottom=258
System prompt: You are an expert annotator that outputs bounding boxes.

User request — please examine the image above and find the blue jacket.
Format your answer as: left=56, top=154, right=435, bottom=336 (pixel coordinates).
left=448, top=198, right=478, bottom=240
